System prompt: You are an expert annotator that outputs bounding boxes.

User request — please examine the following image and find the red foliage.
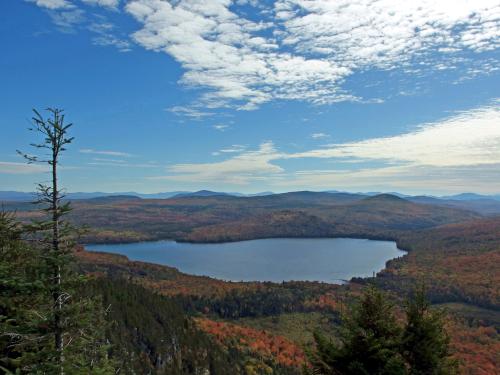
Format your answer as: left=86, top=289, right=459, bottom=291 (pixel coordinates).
left=449, top=321, right=500, bottom=375
left=195, top=318, right=306, bottom=368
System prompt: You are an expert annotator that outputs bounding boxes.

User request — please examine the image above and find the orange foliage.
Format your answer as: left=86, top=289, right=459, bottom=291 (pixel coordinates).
left=195, top=318, right=306, bottom=368
left=449, top=321, right=500, bottom=375
left=306, top=293, right=341, bottom=311
left=305, top=285, right=364, bottom=312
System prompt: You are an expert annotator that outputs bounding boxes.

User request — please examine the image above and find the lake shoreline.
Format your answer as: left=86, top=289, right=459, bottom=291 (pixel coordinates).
left=83, top=234, right=409, bottom=251
left=85, top=237, right=407, bottom=284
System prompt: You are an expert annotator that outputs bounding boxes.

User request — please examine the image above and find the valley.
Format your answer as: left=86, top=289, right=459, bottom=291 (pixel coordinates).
left=5, top=191, right=498, bottom=374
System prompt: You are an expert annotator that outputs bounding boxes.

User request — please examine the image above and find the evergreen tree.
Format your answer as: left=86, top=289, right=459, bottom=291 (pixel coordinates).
left=308, top=287, right=406, bottom=375
left=5, top=108, right=116, bottom=374
left=307, top=287, right=458, bottom=375
left=0, top=211, right=47, bottom=373
left=19, top=108, right=74, bottom=373
left=402, top=287, right=458, bottom=375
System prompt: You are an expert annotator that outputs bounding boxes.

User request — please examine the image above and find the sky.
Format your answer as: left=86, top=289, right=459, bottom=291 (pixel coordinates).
left=1, top=0, right=499, bottom=195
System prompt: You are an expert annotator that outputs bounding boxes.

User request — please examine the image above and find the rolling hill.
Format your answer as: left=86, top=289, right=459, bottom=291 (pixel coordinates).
left=6, top=192, right=480, bottom=244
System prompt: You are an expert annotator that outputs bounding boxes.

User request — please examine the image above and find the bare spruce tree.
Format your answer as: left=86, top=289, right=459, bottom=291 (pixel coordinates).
left=19, top=108, right=73, bottom=373
left=16, top=108, right=115, bottom=374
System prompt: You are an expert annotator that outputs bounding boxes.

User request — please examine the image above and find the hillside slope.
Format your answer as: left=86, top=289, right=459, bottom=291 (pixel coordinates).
left=6, top=192, right=478, bottom=243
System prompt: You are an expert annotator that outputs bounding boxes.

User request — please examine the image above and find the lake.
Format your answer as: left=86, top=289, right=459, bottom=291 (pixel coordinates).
left=86, top=238, right=406, bottom=283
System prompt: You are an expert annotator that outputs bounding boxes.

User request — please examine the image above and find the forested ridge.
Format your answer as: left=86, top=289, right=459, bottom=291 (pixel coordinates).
left=5, top=191, right=481, bottom=244
left=86, top=278, right=302, bottom=375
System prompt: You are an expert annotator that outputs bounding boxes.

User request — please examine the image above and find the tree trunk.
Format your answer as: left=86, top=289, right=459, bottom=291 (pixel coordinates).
left=52, top=146, right=64, bottom=375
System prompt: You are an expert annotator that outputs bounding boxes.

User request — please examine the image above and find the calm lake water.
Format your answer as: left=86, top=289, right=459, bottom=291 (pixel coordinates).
left=86, top=238, right=405, bottom=283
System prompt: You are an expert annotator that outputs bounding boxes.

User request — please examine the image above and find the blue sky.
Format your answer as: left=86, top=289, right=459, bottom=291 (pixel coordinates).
left=1, top=0, right=499, bottom=194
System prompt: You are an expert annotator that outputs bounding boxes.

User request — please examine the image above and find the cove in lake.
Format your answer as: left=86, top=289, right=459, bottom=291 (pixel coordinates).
left=87, top=238, right=405, bottom=283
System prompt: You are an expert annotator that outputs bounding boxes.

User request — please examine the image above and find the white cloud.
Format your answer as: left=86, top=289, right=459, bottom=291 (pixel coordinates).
left=311, top=133, right=329, bottom=139
left=88, top=22, right=131, bottom=51
left=125, top=0, right=352, bottom=110
left=0, top=162, right=48, bottom=174
left=124, top=0, right=500, bottom=111
left=79, top=148, right=132, bottom=157
left=29, top=0, right=500, bottom=111
left=87, top=161, right=159, bottom=168
left=168, top=106, right=214, bottom=119
left=82, top=0, right=119, bottom=8
left=213, top=124, right=230, bottom=131
left=155, top=101, right=500, bottom=190
left=219, top=144, right=246, bottom=153
left=27, top=0, right=74, bottom=9
left=28, top=0, right=120, bottom=8
left=87, top=158, right=159, bottom=169
left=154, top=141, right=284, bottom=185
left=92, top=34, right=131, bottom=51
left=92, top=157, right=125, bottom=163
left=274, top=164, right=500, bottom=194
left=288, top=102, right=500, bottom=167
left=276, top=0, right=500, bottom=65
left=29, top=1, right=128, bottom=49
left=48, top=8, right=85, bottom=31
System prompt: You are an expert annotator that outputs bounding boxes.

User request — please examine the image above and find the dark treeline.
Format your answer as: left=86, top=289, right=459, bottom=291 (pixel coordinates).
left=174, top=284, right=336, bottom=319
left=85, top=278, right=301, bottom=375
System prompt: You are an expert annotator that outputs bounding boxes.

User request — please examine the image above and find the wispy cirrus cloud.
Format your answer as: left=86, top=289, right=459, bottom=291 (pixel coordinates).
left=88, top=21, right=131, bottom=51
left=168, top=106, right=215, bottom=119
left=85, top=156, right=158, bottom=169
left=87, top=161, right=159, bottom=168
left=48, top=8, right=85, bottom=32
left=155, top=101, right=500, bottom=191
left=92, top=157, right=125, bottom=163
left=287, top=102, right=500, bottom=167
left=79, top=148, right=132, bottom=157
left=213, top=124, right=230, bottom=132
left=0, top=162, right=48, bottom=175
left=311, top=133, right=330, bottom=139
left=219, top=145, right=246, bottom=153
left=279, top=164, right=500, bottom=194
left=27, top=0, right=131, bottom=50
left=212, top=144, right=246, bottom=156
left=151, top=141, right=284, bottom=185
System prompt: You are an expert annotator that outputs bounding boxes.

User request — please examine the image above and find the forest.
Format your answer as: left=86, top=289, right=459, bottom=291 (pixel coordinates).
left=1, top=109, right=499, bottom=374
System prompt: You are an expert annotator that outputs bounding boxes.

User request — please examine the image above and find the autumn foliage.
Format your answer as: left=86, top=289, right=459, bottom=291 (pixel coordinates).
left=7, top=193, right=500, bottom=375
left=195, top=318, right=306, bottom=368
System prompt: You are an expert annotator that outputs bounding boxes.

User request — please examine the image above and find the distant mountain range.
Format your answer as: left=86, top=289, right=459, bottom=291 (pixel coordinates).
left=440, top=192, right=500, bottom=201
left=0, top=191, right=185, bottom=201
left=0, top=190, right=276, bottom=201
left=172, top=190, right=276, bottom=198
left=2, top=189, right=500, bottom=209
